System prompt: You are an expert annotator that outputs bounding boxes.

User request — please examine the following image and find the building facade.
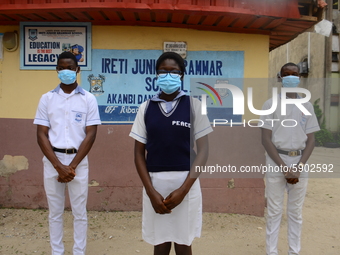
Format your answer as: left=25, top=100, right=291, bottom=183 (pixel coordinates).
left=0, top=0, right=323, bottom=216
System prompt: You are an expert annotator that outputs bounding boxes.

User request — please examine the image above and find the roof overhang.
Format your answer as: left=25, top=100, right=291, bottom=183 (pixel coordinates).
left=0, top=0, right=325, bottom=50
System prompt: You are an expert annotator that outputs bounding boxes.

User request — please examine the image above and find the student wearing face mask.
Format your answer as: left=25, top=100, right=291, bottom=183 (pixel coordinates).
left=259, top=63, right=320, bottom=255
left=129, top=52, right=212, bottom=255
left=33, top=51, right=101, bottom=255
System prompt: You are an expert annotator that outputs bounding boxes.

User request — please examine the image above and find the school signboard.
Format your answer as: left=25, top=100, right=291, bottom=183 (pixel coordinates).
left=20, top=22, right=91, bottom=70
left=81, top=49, right=244, bottom=124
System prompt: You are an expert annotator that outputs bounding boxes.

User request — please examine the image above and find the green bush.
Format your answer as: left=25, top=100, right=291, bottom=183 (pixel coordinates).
left=313, top=98, right=325, bottom=129
left=313, top=99, right=339, bottom=146
left=315, top=129, right=335, bottom=146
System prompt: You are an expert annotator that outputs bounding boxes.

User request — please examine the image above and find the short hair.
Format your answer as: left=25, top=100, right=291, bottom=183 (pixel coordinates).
left=156, top=52, right=186, bottom=77
left=280, top=62, right=300, bottom=75
left=57, top=51, right=78, bottom=67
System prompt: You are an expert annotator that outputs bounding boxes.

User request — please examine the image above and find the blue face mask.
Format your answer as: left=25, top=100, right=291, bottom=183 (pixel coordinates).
left=282, top=75, right=300, bottom=88
left=58, top=69, right=77, bottom=85
left=156, top=74, right=181, bottom=95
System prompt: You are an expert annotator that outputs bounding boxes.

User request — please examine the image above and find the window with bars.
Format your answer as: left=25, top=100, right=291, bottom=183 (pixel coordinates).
left=332, top=35, right=340, bottom=72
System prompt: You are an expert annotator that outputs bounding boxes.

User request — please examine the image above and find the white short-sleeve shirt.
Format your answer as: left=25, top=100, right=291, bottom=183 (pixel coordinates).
left=259, top=94, right=320, bottom=151
left=34, top=85, right=101, bottom=149
left=129, top=91, right=213, bottom=144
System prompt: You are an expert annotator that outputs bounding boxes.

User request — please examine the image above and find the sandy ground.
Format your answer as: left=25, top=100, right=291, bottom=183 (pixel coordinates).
left=1, top=147, right=340, bottom=255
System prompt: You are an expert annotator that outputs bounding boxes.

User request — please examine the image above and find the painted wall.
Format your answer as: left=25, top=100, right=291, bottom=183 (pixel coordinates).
left=0, top=25, right=268, bottom=216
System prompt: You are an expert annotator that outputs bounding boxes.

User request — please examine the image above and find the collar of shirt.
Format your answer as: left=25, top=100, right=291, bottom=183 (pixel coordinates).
left=52, top=84, right=86, bottom=95
left=150, top=90, right=186, bottom=113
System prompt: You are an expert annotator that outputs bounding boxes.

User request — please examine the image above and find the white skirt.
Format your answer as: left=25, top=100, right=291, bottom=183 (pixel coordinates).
left=142, top=171, right=202, bottom=246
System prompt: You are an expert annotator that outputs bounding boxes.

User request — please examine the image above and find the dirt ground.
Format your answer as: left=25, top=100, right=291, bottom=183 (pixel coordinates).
left=1, top=147, right=339, bottom=255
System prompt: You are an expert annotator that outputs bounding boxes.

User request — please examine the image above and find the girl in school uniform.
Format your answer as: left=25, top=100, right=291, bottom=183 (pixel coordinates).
left=129, top=52, right=212, bottom=255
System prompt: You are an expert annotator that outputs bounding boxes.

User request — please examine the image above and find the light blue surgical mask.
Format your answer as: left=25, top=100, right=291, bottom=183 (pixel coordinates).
left=58, top=69, right=77, bottom=85
left=156, top=74, right=181, bottom=95
left=282, top=75, right=300, bottom=88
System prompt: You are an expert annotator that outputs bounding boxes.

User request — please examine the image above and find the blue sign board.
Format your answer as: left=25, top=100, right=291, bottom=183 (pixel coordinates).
left=81, top=49, right=244, bottom=124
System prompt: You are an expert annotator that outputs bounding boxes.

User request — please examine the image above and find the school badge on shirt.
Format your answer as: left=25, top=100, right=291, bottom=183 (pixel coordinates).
left=75, top=112, right=83, bottom=123
left=72, top=110, right=86, bottom=125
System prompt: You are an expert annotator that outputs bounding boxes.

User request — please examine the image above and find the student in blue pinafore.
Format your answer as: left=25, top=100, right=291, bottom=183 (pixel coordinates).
left=129, top=52, right=212, bottom=255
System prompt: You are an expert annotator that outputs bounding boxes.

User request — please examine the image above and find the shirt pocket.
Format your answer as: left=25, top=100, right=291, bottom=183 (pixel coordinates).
left=71, top=109, right=87, bottom=126
left=299, top=114, right=308, bottom=130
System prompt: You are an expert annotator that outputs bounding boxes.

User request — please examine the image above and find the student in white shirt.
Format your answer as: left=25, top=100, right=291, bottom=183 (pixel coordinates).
left=260, top=63, right=320, bottom=255
left=34, top=52, right=101, bottom=255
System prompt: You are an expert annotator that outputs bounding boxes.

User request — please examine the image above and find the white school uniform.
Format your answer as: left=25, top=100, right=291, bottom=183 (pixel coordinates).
left=129, top=91, right=213, bottom=246
left=34, top=85, right=101, bottom=255
left=260, top=94, right=320, bottom=255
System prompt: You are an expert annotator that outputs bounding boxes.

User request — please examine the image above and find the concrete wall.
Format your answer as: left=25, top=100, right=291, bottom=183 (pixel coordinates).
left=0, top=25, right=268, bottom=216
left=269, top=18, right=340, bottom=132
left=269, top=32, right=326, bottom=108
